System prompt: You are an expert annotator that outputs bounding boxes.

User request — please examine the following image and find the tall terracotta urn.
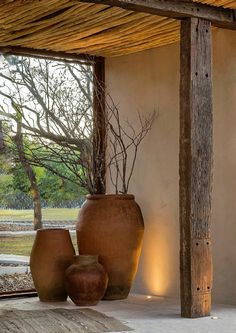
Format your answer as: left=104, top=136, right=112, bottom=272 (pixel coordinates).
left=65, top=255, right=108, bottom=306
left=30, top=228, right=75, bottom=302
left=76, top=194, right=144, bottom=300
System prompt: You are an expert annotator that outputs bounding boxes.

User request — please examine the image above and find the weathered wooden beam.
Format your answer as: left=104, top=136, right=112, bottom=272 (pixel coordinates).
left=179, top=17, right=213, bottom=318
left=79, top=0, right=236, bottom=30
left=93, top=57, right=106, bottom=194
left=0, top=46, right=96, bottom=65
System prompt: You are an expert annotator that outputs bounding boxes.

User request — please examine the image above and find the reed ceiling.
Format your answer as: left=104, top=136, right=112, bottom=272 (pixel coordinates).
left=193, top=0, right=236, bottom=9
left=0, top=0, right=235, bottom=57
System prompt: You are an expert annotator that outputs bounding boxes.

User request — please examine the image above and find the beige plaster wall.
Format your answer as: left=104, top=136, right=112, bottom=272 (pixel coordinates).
left=105, top=28, right=236, bottom=305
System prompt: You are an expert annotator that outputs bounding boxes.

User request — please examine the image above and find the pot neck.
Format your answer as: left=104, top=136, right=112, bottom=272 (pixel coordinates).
left=86, top=194, right=135, bottom=200
left=73, top=255, right=98, bottom=265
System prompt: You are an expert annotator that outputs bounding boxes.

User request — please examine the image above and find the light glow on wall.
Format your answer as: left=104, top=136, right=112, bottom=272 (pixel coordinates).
left=140, top=214, right=178, bottom=296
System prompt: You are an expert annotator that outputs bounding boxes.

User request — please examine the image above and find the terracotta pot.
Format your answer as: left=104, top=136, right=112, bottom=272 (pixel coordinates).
left=65, top=255, right=108, bottom=306
left=30, top=228, right=75, bottom=302
left=76, top=194, right=144, bottom=300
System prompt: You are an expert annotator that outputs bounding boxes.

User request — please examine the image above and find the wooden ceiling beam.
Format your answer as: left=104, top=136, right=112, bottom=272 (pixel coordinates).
left=0, top=46, right=97, bottom=65
left=79, top=0, right=236, bottom=30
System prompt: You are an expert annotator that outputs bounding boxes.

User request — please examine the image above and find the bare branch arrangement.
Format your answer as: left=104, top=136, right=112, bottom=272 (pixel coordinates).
left=105, top=96, right=156, bottom=194
left=0, top=55, right=156, bottom=195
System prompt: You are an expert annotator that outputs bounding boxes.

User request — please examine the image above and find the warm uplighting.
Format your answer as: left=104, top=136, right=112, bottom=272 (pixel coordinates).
left=146, top=295, right=152, bottom=299
left=140, top=215, right=178, bottom=296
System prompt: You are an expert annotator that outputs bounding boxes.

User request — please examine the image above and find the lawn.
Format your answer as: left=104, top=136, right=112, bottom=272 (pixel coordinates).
left=0, top=208, right=79, bottom=221
left=0, top=234, right=78, bottom=256
left=0, top=208, right=79, bottom=256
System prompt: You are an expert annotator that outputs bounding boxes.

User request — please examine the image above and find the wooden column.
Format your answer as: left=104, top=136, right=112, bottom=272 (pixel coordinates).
left=93, top=57, right=106, bottom=194
left=179, top=18, right=213, bottom=318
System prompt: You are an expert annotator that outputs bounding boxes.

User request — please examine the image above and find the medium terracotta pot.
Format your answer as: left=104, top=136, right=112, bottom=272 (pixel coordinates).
left=65, top=255, right=108, bottom=306
left=30, top=228, right=75, bottom=302
left=76, top=194, right=144, bottom=300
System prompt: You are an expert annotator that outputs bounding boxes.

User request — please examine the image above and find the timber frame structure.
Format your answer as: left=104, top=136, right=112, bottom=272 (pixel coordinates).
left=0, top=0, right=235, bottom=318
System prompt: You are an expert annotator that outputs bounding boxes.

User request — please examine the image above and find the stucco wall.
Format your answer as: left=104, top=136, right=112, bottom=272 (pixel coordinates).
left=105, top=28, right=236, bottom=305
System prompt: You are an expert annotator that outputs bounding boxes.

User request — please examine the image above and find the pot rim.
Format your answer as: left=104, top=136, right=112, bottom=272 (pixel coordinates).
left=73, top=254, right=99, bottom=258
left=73, top=254, right=99, bottom=264
left=36, top=228, right=69, bottom=232
left=74, top=254, right=99, bottom=259
left=86, top=194, right=134, bottom=200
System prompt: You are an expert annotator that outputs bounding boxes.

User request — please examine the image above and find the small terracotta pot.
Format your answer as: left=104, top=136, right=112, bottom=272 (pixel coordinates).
left=76, top=194, right=144, bottom=300
left=30, top=228, right=75, bottom=302
left=65, top=255, right=108, bottom=306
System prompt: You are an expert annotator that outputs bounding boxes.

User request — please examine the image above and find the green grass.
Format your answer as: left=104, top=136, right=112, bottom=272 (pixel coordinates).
left=0, top=208, right=79, bottom=256
left=0, top=208, right=79, bottom=221
left=0, top=234, right=78, bottom=256
left=0, top=174, right=12, bottom=183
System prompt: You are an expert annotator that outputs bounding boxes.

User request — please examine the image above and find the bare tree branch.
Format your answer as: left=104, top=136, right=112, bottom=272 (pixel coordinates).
left=0, top=54, right=156, bottom=195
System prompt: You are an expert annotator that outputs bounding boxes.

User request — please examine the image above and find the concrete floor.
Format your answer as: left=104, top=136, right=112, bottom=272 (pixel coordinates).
left=0, top=294, right=236, bottom=333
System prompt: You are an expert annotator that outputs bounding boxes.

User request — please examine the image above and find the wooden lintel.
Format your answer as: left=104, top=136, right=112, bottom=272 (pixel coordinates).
left=0, top=46, right=96, bottom=65
left=93, top=57, right=106, bottom=194
left=79, top=0, right=236, bottom=30
left=179, top=17, right=213, bottom=318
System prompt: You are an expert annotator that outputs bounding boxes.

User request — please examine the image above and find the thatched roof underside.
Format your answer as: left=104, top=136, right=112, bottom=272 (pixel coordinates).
left=193, top=0, right=236, bottom=9
left=0, top=0, right=235, bottom=58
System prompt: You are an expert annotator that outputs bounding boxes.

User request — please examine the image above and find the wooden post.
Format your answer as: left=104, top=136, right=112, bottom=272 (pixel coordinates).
left=179, top=18, right=213, bottom=318
left=93, top=57, right=106, bottom=194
